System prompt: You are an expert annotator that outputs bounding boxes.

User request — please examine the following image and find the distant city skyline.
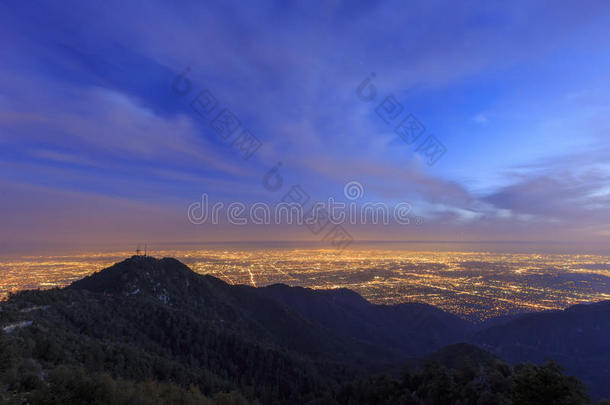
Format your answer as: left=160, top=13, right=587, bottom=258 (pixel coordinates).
left=2, top=247, right=610, bottom=321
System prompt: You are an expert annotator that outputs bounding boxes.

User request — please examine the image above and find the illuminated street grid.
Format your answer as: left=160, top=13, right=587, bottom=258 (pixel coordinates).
left=1, top=249, right=609, bottom=321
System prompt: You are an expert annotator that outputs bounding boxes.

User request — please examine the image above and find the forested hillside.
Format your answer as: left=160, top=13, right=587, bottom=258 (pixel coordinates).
left=1, top=256, right=607, bottom=404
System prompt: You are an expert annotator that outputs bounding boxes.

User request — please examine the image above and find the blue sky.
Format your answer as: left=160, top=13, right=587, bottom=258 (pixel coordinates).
left=1, top=0, right=610, bottom=251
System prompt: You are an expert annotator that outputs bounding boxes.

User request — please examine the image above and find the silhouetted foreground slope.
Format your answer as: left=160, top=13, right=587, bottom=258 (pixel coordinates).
left=476, top=300, right=610, bottom=400
left=259, top=283, right=472, bottom=356
left=0, top=256, right=607, bottom=404
left=68, top=256, right=392, bottom=364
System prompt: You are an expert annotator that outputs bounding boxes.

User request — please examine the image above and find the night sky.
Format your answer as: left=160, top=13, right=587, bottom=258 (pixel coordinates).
left=1, top=1, right=610, bottom=251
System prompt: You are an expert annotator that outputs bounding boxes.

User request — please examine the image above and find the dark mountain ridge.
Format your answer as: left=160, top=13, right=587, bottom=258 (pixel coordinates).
left=68, top=256, right=394, bottom=365
left=2, top=256, right=392, bottom=403
left=1, top=256, right=608, bottom=403
left=68, top=256, right=471, bottom=358
left=475, top=299, right=610, bottom=400
left=258, top=283, right=473, bottom=357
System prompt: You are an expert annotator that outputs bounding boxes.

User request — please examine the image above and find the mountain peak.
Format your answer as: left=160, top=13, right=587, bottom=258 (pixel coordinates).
left=68, top=256, right=198, bottom=302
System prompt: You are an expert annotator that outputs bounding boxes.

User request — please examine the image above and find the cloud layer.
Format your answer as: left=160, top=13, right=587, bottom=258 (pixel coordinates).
left=1, top=0, right=610, bottom=250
